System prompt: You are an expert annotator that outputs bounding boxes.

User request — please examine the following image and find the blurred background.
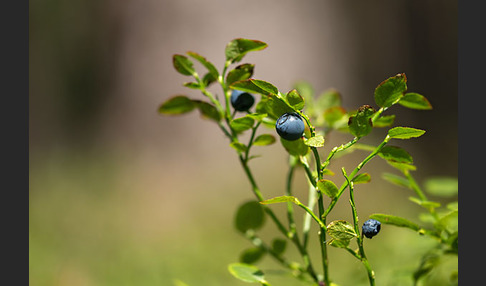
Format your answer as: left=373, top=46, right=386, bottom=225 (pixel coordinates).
left=29, top=0, right=457, bottom=285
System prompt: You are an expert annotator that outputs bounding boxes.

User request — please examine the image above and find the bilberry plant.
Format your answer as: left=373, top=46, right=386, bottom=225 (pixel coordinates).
left=159, top=38, right=458, bottom=285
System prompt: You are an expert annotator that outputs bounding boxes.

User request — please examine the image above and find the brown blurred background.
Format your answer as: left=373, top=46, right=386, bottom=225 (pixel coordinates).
left=29, top=0, right=457, bottom=285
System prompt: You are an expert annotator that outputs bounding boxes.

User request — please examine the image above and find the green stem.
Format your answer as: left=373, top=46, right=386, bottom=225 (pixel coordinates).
left=324, top=137, right=389, bottom=217
left=310, top=146, right=330, bottom=286
left=321, top=137, right=359, bottom=172
left=285, top=165, right=297, bottom=235
left=343, top=169, right=375, bottom=286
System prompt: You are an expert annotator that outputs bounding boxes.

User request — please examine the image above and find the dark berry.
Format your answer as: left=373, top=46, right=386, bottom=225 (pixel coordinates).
left=275, top=112, right=305, bottom=141
left=231, top=90, right=255, bottom=111
left=362, top=219, right=381, bottom=239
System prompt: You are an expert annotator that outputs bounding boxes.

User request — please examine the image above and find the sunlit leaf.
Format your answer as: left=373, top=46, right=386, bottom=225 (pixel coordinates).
left=253, top=134, right=276, bottom=146
left=327, top=220, right=358, bottom=241
left=348, top=105, right=375, bottom=138
left=225, top=38, right=268, bottom=63
left=387, top=127, right=425, bottom=140
left=317, top=179, right=339, bottom=198
left=374, top=73, right=407, bottom=108
left=369, top=213, right=420, bottom=231
left=285, top=89, right=305, bottom=110
left=398, top=92, right=432, bottom=110
left=228, top=263, right=267, bottom=283
left=305, top=135, right=325, bottom=148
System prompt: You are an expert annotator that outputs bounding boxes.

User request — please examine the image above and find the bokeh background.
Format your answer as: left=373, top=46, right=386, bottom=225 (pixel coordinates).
left=29, top=0, right=457, bottom=285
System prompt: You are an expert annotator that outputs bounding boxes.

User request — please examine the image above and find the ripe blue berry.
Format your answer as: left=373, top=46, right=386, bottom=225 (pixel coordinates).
left=362, top=219, right=381, bottom=239
left=275, top=112, right=305, bottom=141
left=231, top=90, right=255, bottom=111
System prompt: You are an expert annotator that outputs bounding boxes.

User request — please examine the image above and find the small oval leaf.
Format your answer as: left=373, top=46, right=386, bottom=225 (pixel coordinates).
left=159, top=95, right=196, bottom=115
left=271, top=238, right=287, bottom=255
left=398, top=92, right=432, bottom=110
left=305, top=135, right=325, bottom=148
left=228, top=263, right=266, bottom=283
left=253, top=134, right=276, bottom=146
left=369, top=213, right=420, bottom=231
left=285, top=89, right=305, bottom=110
left=235, top=201, right=265, bottom=233
left=239, top=247, right=265, bottom=264
left=378, top=145, right=413, bottom=164
left=226, top=64, right=255, bottom=86
left=317, top=179, right=339, bottom=198
left=374, top=73, right=407, bottom=108
left=327, top=220, right=358, bottom=241
left=348, top=105, right=375, bottom=138
left=187, top=51, right=219, bottom=79
left=173, top=54, right=196, bottom=76
left=225, top=38, right=268, bottom=63
left=387, top=127, right=425, bottom=140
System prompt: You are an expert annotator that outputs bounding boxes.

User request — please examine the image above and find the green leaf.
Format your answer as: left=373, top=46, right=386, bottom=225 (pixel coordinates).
left=374, top=73, right=407, bottom=108
left=228, top=263, right=267, bottom=284
left=246, top=113, right=268, bottom=122
left=369, top=213, right=420, bottom=231
left=230, top=116, right=255, bottom=132
left=271, top=238, right=287, bottom=255
left=280, top=137, right=310, bottom=156
left=230, top=141, right=248, bottom=153
left=173, top=54, right=196, bottom=76
left=408, top=197, right=441, bottom=209
left=348, top=105, right=375, bottom=138
left=423, top=177, right=458, bottom=198
left=324, top=107, right=346, bottom=128
left=186, top=51, right=219, bottom=79
left=193, top=100, right=221, bottom=121
left=373, top=114, right=396, bottom=128
left=387, top=127, right=425, bottom=140
left=327, top=220, right=358, bottom=241
left=353, top=173, right=371, bottom=184
left=328, top=238, right=351, bottom=248
left=378, top=145, right=414, bottom=164
left=382, top=173, right=411, bottom=189
left=285, top=89, right=305, bottom=110
left=305, top=135, right=325, bottom=148
left=253, top=134, right=276, bottom=146
left=235, top=201, right=265, bottom=233
left=260, top=195, right=300, bottom=205
left=386, top=161, right=417, bottom=173
left=318, top=88, right=342, bottom=110
left=202, top=72, right=217, bottom=86
left=159, top=95, right=196, bottom=115
left=225, top=38, right=268, bottom=63
left=435, top=210, right=458, bottom=233
left=226, top=64, right=255, bottom=86
left=398, top=92, right=432, bottom=110
left=240, top=247, right=265, bottom=264
left=317, top=179, right=339, bottom=198
left=183, top=82, right=201, bottom=89
left=231, top=79, right=278, bottom=96
left=263, top=94, right=296, bottom=119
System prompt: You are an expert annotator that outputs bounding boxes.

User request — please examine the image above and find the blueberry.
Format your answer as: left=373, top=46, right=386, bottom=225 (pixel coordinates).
left=275, top=112, right=305, bottom=141
left=231, top=89, right=255, bottom=111
left=362, top=219, right=381, bottom=239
